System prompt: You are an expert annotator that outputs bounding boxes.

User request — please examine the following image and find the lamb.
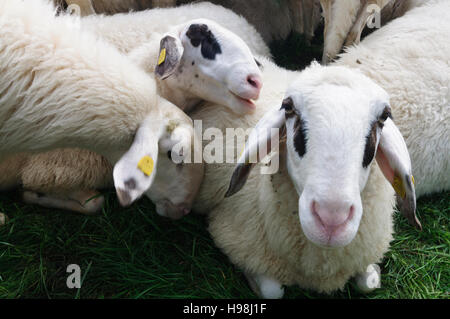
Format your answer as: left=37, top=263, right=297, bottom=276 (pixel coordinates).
left=115, top=0, right=448, bottom=297
left=0, top=1, right=266, bottom=217
left=320, top=0, right=428, bottom=64
left=0, top=0, right=203, bottom=213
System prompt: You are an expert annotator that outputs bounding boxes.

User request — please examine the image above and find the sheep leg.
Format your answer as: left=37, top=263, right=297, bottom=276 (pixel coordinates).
left=355, top=264, right=381, bottom=293
left=23, top=190, right=104, bottom=215
left=244, top=272, right=285, bottom=299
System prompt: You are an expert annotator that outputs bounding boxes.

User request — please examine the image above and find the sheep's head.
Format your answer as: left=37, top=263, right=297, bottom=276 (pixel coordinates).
left=113, top=97, right=204, bottom=220
left=154, top=19, right=263, bottom=115
left=226, top=64, right=420, bottom=248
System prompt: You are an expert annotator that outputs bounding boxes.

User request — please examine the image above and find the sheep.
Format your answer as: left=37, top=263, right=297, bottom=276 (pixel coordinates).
left=116, top=0, right=448, bottom=297
left=0, top=1, right=266, bottom=216
left=0, top=0, right=201, bottom=210
left=320, top=0, right=428, bottom=64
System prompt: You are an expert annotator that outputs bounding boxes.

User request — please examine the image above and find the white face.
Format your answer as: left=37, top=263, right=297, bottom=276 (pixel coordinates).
left=147, top=152, right=204, bottom=220
left=156, top=19, right=263, bottom=115
left=283, top=79, right=391, bottom=248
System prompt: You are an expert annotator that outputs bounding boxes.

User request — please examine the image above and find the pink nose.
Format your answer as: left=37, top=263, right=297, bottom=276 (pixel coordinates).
left=246, top=74, right=262, bottom=98
left=311, top=200, right=355, bottom=235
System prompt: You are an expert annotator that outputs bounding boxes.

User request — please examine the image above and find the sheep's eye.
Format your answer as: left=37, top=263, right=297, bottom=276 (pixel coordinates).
left=255, top=58, right=263, bottom=69
left=378, top=106, right=392, bottom=126
left=281, top=97, right=295, bottom=116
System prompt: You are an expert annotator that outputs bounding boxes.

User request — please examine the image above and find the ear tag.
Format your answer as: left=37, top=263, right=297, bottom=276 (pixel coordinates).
left=392, top=175, right=406, bottom=199
left=137, top=156, right=154, bottom=177
left=158, top=48, right=166, bottom=66
left=411, top=175, right=415, bottom=186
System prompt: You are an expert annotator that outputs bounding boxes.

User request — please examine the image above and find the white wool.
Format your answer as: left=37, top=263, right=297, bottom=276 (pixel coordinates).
left=0, top=0, right=191, bottom=163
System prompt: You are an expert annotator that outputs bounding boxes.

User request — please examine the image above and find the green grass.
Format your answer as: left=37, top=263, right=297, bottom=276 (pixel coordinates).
left=0, top=190, right=448, bottom=299
left=0, top=31, right=449, bottom=299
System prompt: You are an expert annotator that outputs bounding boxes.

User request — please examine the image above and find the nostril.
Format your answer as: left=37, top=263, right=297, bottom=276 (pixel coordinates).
left=311, top=200, right=354, bottom=229
left=247, top=75, right=262, bottom=90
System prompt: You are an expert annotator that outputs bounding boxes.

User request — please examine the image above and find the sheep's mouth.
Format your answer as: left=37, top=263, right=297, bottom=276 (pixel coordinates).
left=230, top=91, right=256, bottom=110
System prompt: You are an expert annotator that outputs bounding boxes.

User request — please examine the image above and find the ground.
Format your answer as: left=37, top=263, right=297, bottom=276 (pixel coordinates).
left=0, top=31, right=448, bottom=299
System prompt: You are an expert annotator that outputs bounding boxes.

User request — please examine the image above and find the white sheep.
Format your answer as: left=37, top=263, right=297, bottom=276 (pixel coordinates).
left=116, top=0, right=448, bottom=297
left=0, top=0, right=200, bottom=210
left=0, top=1, right=266, bottom=217
left=320, top=0, right=428, bottom=64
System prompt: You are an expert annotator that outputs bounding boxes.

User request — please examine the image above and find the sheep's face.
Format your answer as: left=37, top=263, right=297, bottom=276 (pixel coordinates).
left=283, top=81, right=391, bottom=248
left=155, top=19, right=263, bottom=115
left=146, top=152, right=204, bottom=220
left=226, top=65, right=419, bottom=248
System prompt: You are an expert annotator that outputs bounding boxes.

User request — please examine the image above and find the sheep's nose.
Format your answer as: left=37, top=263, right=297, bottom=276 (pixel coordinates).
left=247, top=74, right=262, bottom=90
left=311, top=200, right=355, bottom=235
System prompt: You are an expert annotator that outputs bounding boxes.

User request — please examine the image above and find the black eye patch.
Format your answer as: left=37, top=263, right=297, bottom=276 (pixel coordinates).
left=186, top=24, right=222, bottom=60
left=362, top=121, right=378, bottom=168
left=293, top=115, right=307, bottom=157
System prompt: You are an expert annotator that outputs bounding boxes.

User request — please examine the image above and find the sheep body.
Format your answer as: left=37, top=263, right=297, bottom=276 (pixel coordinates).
left=187, top=61, right=394, bottom=294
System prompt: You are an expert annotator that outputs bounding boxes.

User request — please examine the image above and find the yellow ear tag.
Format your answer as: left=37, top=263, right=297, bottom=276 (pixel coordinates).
left=392, top=175, right=406, bottom=199
left=138, top=156, right=154, bottom=177
left=158, top=48, right=166, bottom=66
left=411, top=175, right=415, bottom=186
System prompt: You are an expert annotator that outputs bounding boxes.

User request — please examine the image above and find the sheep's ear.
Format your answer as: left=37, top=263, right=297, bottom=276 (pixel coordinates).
left=113, top=114, right=194, bottom=207
left=155, top=34, right=184, bottom=80
left=376, top=118, right=421, bottom=230
left=225, top=107, right=286, bottom=197
left=113, top=117, right=163, bottom=207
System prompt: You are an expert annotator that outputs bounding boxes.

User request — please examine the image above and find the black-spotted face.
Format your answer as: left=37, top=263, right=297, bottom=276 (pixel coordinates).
left=155, top=19, right=263, bottom=115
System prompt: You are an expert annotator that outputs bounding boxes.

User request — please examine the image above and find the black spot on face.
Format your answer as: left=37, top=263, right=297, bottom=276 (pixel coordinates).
left=255, top=59, right=262, bottom=67
left=124, top=178, right=136, bottom=190
left=281, top=97, right=307, bottom=157
left=293, top=117, right=307, bottom=157
left=362, top=121, right=378, bottom=168
left=186, top=24, right=222, bottom=60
